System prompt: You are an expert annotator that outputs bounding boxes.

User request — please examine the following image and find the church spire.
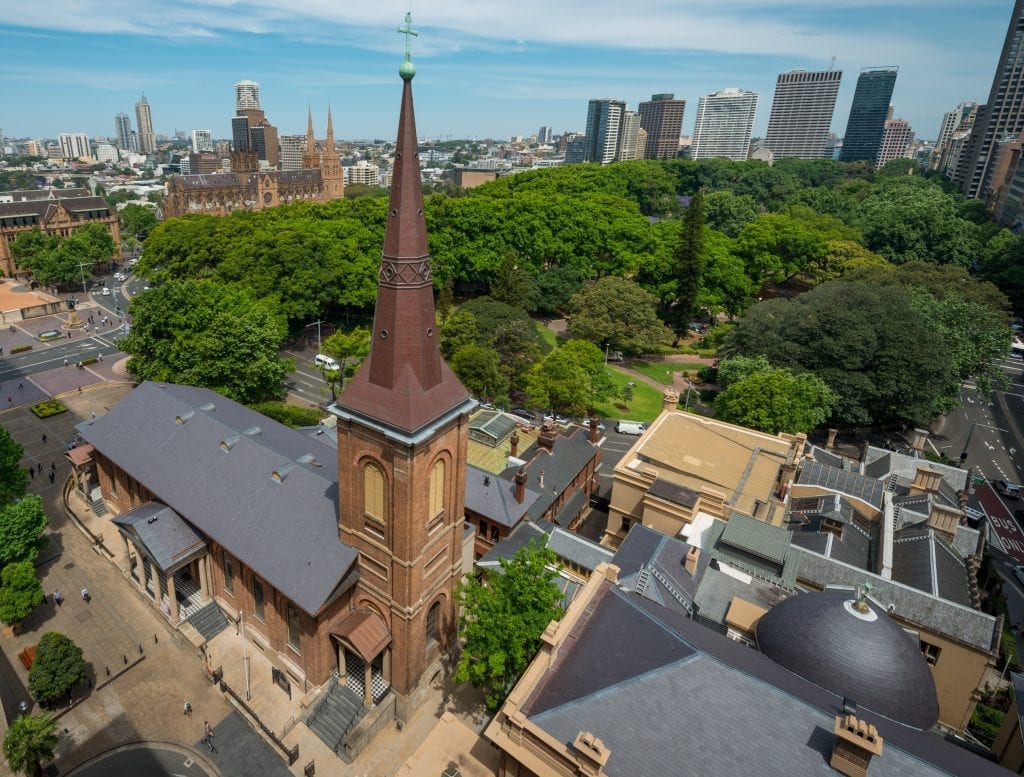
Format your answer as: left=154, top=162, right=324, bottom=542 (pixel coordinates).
left=303, top=105, right=318, bottom=169
left=337, top=14, right=470, bottom=434
left=326, top=104, right=336, bottom=149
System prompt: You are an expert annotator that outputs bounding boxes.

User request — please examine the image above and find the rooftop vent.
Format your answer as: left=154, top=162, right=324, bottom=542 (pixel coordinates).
left=175, top=410, right=194, bottom=425
left=220, top=434, right=241, bottom=451
left=296, top=453, right=315, bottom=464
left=198, top=402, right=215, bottom=412
left=243, top=425, right=262, bottom=437
left=272, top=463, right=293, bottom=483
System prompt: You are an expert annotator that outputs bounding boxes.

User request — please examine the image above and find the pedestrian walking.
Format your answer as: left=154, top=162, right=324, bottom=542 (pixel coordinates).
left=98, top=354, right=103, bottom=362
left=41, top=434, right=46, bottom=444
left=28, top=467, right=34, bottom=480
left=184, top=700, right=192, bottom=717
left=53, top=590, right=63, bottom=606
left=17, top=382, right=22, bottom=390
left=50, top=461, right=55, bottom=471
left=80, top=588, right=90, bottom=602
left=90, top=411, right=95, bottom=420
left=63, top=358, right=68, bottom=367
left=36, top=463, right=42, bottom=475
left=48, top=471, right=54, bottom=484
left=66, top=332, right=71, bottom=339
left=204, top=720, right=213, bottom=738
left=7, top=397, right=11, bottom=405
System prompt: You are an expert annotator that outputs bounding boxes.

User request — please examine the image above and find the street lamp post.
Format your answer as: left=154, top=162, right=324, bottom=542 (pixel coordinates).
left=305, top=319, right=324, bottom=354
left=75, top=261, right=90, bottom=295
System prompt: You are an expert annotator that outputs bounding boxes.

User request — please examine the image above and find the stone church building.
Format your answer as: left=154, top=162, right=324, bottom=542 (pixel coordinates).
left=163, top=109, right=345, bottom=218
left=73, top=56, right=477, bottom=755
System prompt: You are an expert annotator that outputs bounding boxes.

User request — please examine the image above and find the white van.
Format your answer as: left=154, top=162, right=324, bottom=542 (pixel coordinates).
left=616, top=421, right=646, bottom=436
left=314, top=354, right=339, bottom=371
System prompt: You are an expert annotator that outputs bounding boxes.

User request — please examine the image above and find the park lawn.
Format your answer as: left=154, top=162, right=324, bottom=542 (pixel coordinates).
left=535, top=320, right=559, bottom=350
left=627, top=360, right=709, bottom=386
left=591, top=368, right=665, bottom=422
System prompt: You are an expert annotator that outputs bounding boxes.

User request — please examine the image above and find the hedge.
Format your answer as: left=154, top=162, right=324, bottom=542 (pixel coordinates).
left=10, top=345, right=32, bottom=354
left=248, top=401, right=325, bottom=429
left=30, top=401, right=67, bottom=419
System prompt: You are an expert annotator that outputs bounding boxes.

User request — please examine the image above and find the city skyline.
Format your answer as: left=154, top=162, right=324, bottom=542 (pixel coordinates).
left=0, top=1, right=1014, bottom=143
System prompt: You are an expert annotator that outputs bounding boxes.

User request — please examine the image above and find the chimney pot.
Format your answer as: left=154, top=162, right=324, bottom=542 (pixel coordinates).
left=684, top=546, right=701, bottom=576
left=830, top=714, right=883, bottom=777
left=514, top=467, right=527, bottom=504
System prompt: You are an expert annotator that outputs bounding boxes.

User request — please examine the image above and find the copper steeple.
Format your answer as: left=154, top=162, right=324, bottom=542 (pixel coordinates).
left=337, top=20, right=470, bottom=434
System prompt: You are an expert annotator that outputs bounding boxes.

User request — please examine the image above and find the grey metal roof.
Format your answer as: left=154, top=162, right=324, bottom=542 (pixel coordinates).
left=79, top=382, right=357, bottom=616
left=862, top=446, right=969, bottom=494
left=478, top=521, right=549, bottom=568
left=546, top=528, right=613, bottom=571
left=613, top=524, right=710, bottom=617
left=693, top=566, right=791, bottom=626
left=521, top=584, right=1002, bottom=777
left=0, top=195, right=110, bottom=219
left=720, top=513, right=792, bottom=564
left=646, top=477, right=698, bottom=508
left=464, top=464, right=540, bottom=528
left=798, top=459, right=884, bottom=508
left=756, top=588, right=939, bottom=729
left=3, top=187, right=92, bottom=201
left=804, top=445, right=850, bottom=470
left=891, top=527, right=972, bottom=607
left=705, top=513, right=801, bottom=589
left=791, top=545, right=998, bottom=652
left=112, top=502, right=205, bottom=572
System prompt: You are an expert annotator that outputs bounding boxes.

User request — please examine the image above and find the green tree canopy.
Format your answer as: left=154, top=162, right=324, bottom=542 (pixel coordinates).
left=121, top=279, right=292, bottom=403
left=9, top=229, right=57, bottom=275
left=567, top=277, right=667, bottom=355
left=439, top=309, right=480, bottom=361
left=28, top=632, right=87, bottom=703
left=663, top=191, right=706, bottom=343
left=702, top=191, right=763, bottom=237
left=322, top=326, right=370, bottom=399
left=454, top=543, right=564, bottom=709
left=0, top=426, right=29, bottom=505
left=0, top=562, right=44, bottom=626
left=525, top=339, right=614, bottom=415
left=714, top=368, right=837, bottom=434
left=0, top=497, right=49, bottom=569
left=450, top=344, right=509, bottom=403
left=118, top=203, right=158, bottom=240
left=724, top=281, right=956, bottom=426
left=74, top=222, right=116, bottom=265
left=3, top=712, right=57, bottom=777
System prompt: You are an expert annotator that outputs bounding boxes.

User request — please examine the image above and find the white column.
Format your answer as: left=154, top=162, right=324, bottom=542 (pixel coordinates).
left=167, top=574, right=179, bottom=621
left=198, top=555, right=210, bottom=600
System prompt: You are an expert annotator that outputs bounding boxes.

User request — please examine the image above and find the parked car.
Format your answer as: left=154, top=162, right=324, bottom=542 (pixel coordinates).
left=510, top=408, right=535, bottom=422
left=615, top=421, right=646, bottom=436
left=994, top=480, right=1022, bottom=499
left=543, top=414, right=571, bottom=425
left=314, top=354, right=339, bottom=371
left=101, top=287, right=111, bottom=296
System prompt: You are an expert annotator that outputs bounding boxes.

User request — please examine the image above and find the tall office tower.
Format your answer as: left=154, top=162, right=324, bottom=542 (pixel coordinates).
left=763, top=69, right=842, bottom=159
left=876, top=117, right=914, bottom=168
left=954, top=0, right=1024, bottom=198
left=583, top=98, right=626, bottom=164
left=58, top=133, right=91, bottom=160
left=280, top=134, right=306, bottom=170
left=617, top=111, right=642, bottom=160
left=538, top=125, right=553, bottom=144
left=234, top=80, right=261, bottom=111
left=936, top=103, right=979, bottom=156
left=691, top=88, right=758, bottom=161
left=114, top=112, right=132, bottom=150
left=24, top=140, right=42, bottom=157
left=134, top=95, right=156, bottom=154
left=638, top=93, right=686, bottom=159
left=942, top=105, right=982, bottom=175
left=839, top=68, right=898, bottom=163
left=191, top=129, right=213, bottom=153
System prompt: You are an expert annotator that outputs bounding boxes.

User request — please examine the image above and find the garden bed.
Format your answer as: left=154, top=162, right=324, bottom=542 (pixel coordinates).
left=38, top=330, right=62, bottom=342
left=30, top=400, right=67, bottom=418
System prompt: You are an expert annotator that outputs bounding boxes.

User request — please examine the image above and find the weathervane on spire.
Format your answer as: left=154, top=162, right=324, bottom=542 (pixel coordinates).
left=397, top=12, right=419, bottom=80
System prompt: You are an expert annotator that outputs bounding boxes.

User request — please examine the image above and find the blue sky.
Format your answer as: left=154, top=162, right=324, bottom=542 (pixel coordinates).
left=0, top=1, right=1015, bottom=144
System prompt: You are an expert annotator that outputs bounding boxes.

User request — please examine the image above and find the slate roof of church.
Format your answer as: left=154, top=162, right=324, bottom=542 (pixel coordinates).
left=79, top=382, right=357, bottom=616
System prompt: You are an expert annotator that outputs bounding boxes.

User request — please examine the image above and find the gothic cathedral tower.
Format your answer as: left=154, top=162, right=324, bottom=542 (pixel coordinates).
left=319, top=107, right=345, bottom=199
left=331, top=23, right=474, bottom=719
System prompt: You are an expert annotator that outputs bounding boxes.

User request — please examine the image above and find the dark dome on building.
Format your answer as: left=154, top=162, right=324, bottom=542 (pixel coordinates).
left=755, top=587, right=939, bottom=729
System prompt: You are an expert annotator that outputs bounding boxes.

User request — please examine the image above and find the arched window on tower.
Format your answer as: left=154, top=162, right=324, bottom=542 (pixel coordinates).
left=364, top=462, right=385, bottom=521
left=426, top=599, right=441, bottom=650
left=429, top=460, right=445, bottom=522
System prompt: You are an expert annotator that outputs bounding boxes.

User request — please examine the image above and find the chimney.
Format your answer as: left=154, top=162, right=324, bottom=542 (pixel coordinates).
left=572, top=731, right=610, bottom=777
left=662, top=387, right=680, bottom=412
left=684, top=546, right=700, bottom=576
left=539, top=469, right=545, bottom=490
left=589, top=415, right=600, bottom=444
left=538, top=423, right=556, bottom=452
left=910, top=428, right=929, bottom=452
left=510, top=430, right=519, bottom=458
left=830, top=714, right=883, bottom=777
left=514, top=467, right=527, bottom=504
left=826, top=427, right=838, bottom=449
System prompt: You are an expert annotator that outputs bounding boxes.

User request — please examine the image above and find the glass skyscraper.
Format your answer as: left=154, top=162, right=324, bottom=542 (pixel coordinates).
left=839, top=68, right=898, bottom=163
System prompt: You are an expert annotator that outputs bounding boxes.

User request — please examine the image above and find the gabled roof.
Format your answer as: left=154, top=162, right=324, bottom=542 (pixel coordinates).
left=500, top=428, right=598, bottom=521
left=703, top=513, right=801, bottom=588
left=78, top=382, right=357, bottom=616
left=798, top=459, right=884, bottom=509
left=464, top=464, right=540, bottom=528
left=112, top=502, right=205, bottom=572
left=0, top=195, right=110, bottom=219
left=478, top=520, right=612, bottom=575
left=891, top=525, right=972, bottom=607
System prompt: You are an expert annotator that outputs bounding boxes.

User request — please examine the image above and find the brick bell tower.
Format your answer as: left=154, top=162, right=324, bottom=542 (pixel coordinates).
left=331, top=15, right=475, bottom=720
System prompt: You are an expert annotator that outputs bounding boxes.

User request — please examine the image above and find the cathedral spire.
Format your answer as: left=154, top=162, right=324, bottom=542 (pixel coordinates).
left=337, top=14, right=470, bottom=435
left=303, top=105, right=319, bottom=169
left=326, top=104, right=336, bottom=148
